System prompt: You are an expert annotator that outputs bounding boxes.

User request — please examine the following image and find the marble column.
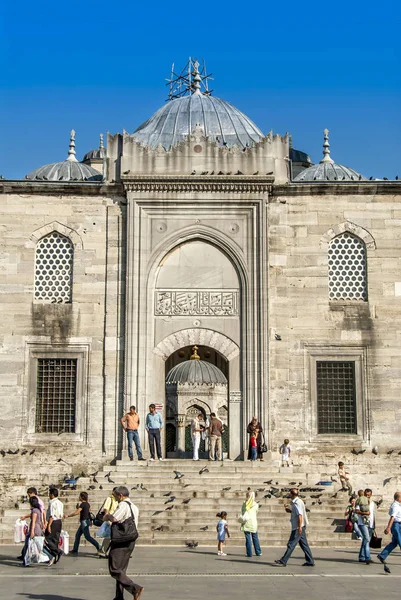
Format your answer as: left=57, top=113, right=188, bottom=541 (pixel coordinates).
left=175, top=414, right=186, bottom=457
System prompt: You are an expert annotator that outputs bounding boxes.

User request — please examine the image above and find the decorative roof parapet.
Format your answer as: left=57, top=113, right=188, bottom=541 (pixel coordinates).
left=122, top=175, right=274, bottom=194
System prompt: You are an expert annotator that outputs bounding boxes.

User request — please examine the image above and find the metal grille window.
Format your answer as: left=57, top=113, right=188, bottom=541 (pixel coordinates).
left=34, top=232, right=73, bottom=303
left=35, top=358, right=77, bottom=433
left=328, top=233, right=367, bottom=301
left=316, top=361, right=357, bottom=434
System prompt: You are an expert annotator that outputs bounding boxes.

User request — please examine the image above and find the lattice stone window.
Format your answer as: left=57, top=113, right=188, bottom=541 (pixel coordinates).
left=34, top=232, right=73, bottom=303
left=316, top=361, right=357, bottom=434
left=328, top=233, right=367, bottom=301
left=35, top=358, right=77, bottom=433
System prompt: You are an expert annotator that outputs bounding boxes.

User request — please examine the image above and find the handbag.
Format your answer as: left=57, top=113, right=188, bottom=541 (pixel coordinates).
left=89, top=512, right=97, bottom=526
left=260, top=434, right=268, bottom=453
left=93, top=501, right=106, bottom=527
left=345, top=519, right=353, bottom=533
left=370, top=531, right=382, bottom=549
left=110, top=501, right=138, bottom=544
left=238, top=511, right=250, bottom=524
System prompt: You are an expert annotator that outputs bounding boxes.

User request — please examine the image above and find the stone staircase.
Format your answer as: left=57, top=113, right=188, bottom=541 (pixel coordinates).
left=1, top=457, right=397, bottom=547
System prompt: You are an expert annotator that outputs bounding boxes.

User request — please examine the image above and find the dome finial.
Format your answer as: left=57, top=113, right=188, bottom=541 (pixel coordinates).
left=320, top=128, right=334, bottom=164
left=191, top=60, right=202, bottom=95
left=67, top=129, right=78, bottom=162
left=99, top=133, right=104, bottom=149
left=190, top=345, right=200, bottom=360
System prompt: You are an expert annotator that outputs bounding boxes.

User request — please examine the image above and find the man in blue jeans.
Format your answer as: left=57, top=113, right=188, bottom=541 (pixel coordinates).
left=121, top=406, right=145, bottom=462
left=355, top=488, right=375, bottom=564
left=275, top=488, right=314, bottom=567
left=377, top=491, right=401, bottom=567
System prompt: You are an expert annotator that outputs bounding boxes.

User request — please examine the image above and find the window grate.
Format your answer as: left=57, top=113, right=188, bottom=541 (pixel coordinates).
left=34, top=232, right=73, bottom=303
left=316, top=361, right=356, bottom=434
left=35, top=358, right=77, bottom=433
left=328, top=233, right=367, bottom=301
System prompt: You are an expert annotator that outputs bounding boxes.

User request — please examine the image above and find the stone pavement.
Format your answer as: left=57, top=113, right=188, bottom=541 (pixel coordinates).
left=0, top=545, right=400, bottom=600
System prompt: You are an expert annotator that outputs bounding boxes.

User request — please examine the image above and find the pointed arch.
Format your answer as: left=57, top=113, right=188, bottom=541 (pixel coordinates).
left=320, top=221, right=375, bottom=249
left=29, top=221, right=83, bottom=250
left=154, top=328, right=239, bottom=362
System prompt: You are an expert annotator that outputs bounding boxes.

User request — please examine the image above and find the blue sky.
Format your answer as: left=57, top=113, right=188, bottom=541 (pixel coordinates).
left=1, top=0, right=400, bottom=179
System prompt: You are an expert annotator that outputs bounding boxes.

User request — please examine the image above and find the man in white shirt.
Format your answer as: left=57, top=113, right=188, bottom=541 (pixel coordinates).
left=104, top=486, right=143, bottom=600
left=275, top=488, right=314, bottom=567
left=191, top=414, right=203, bottom=461
left=355, top=488, right=375, bottom=564
left=44, top=487, right=64, bottom=562
left=377, top=491, right=401, bottom=564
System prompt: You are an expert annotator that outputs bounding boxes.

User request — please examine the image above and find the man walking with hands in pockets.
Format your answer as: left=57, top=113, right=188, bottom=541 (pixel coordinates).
left=145, top=404, right=163, bottom=461
left=275, top=488, right=314, bottom=567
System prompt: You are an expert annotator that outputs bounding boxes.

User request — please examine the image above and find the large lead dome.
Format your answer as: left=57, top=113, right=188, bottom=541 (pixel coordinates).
left=133, top=60, right=264, bottom=150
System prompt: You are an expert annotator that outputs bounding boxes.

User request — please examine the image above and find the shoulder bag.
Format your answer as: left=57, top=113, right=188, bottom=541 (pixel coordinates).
left=370, top=530, right=382, bottom=549
left=111, top=501, right=139, bottom=544
left=260, top=433, right=267, bottom=454
left=93, top=500, right=107, bottom=527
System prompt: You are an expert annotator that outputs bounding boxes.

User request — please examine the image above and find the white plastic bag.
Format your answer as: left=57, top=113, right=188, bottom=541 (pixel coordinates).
left=96, top=522, right=111, bottom=538
left=14, top=519, right=27, bottom=543
left=25, top=536, right=50, bottom=565
left=59, top=530, right=69, bottom=555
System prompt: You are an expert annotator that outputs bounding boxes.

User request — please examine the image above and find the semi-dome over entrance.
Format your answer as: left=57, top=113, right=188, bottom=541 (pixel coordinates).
left=133, top=59, right=264, bottom=150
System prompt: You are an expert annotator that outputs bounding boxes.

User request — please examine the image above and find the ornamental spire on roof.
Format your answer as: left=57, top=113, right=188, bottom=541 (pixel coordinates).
left=99, top=133, right=104, bottom=149
left=320, top=128, right=334, bottom=164
left=166, top=57, right=214, bottom=101
left=67, top=129, right=78, bottom=162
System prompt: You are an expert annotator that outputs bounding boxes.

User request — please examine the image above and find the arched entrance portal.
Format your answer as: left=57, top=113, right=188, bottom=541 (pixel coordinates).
left=165, top=345, right=229, bottom=458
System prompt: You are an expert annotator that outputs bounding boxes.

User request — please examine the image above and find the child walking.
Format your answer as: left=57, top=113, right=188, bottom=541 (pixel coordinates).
left=279, top=439, right=291, bottom=467
left=216, top=511, right=230, bottom=556
left=338, top=462, right=352, bottom=493
left=250, top=432, right=258, bottom=461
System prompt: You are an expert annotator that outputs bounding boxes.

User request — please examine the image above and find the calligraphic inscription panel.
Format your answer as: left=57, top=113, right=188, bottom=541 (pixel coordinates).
left=155, top=290, right=239, bottom=316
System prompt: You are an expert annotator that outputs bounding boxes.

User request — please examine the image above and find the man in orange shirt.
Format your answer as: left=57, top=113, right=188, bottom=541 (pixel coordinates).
left=121, top=406, right=145, bottom=462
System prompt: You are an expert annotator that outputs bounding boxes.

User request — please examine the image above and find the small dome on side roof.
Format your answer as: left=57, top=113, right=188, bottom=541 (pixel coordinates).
left=293, top=129, right=367, bottom=182
left=166, top=346, right=227, bottom=385
left=26, top=130, right=103, bottom=182
left=82, top=133, right=106, bottom=162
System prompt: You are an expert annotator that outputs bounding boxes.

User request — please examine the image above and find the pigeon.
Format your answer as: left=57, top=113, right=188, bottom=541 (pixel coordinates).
left=88, top=485, right=96, bottom=490
left=14, top=502, right=19, bottom=509
left=150, top=493, right=154, bottom=498
left=154, top=525, right=165, bottom=531
left=257, top=488, right=265, bottom=492
left=140, top=483, right=148, bottom=491
left=186, top=540, right=198, bottom=548
left=200, top=525, right=208, bottom=531
left=57, top=429, right=65, bottom=436
left=372, top=446, right=379, bottom=455
left=263, top=494, right=272, bottom=499
left=7, top=449, right=19, bottom=455
left=330, top=476, right=337, bottom=483
left=104, top=471, right=111, bottom=478
left=217, top=171, right=224, bottom=175
left=383, top=477, right=393, bottom=486
left=174, top=471, right=184, bottom=480
left=163, top=491, right=172, bottom=496
left=274, top=334, right=281, bottom=341
left=90, top=471, right=99, bottom=477
left=191, top=170, right=196, bottom=175
left=305, top=507, right=311, bottom=512
left=123, top=170, right=130, bottom=175
left=210, top=170, right=214, bottom=175
left=235, top=170, right=243, bottom=175
left=266, top=171, right=273, bottom=175
left=99, top=485, right=103, bottom=490
left=398, top=451, right=401, bottom=455
left=253, top=171, right=259, bottom=175
left=263, top=480, right=273, bottom=485
left=29, top=449, right=36, bottom=455
left=357, top=449, right=366, bottom=455
left=57, top=458, right=69, bottom=464
left=182, top=498, right=191, bottom=504
left=351, top=448, right=359, bottom=455
left=226, top=171, right=232, bottom=175
left=310, top=494, right=323, bottom=499
left=93, top=476, right=99, bottom=483
left=107, top=476, right=115, bottom=484
left=222, top=487, right=231, bottom=491
left=201, top=171, right=208, bottom=175
left=331, top=492, right=338, bottom=498
left=289, top=482, right=297, bottom=486
left=152, top=511, right=163, bottom=516
left=20, top=450, right=28, bottom=456
left=165, top=505, right=174, bottom=511
left=0, top=450, right=5, bottom=457
left=164, top=496, right=176, bottom=504
left=384, top=564, right=391, bottom=574
left=375, top=499, right=383, bottom=508
left=387, top=449, right=395, bottom=455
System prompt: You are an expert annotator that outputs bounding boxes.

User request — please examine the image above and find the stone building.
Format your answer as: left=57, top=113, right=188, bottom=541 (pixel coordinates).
left=1, top=59, right=400, bottom=463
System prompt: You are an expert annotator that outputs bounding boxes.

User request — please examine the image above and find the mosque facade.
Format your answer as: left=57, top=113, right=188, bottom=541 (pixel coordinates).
left=1, top=59, right=400, bottom=462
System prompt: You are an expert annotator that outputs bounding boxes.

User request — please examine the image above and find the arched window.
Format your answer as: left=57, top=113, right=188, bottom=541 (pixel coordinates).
left=34, top=232, right=74, bottom=303
left=328, top=233, right=367, bottom=301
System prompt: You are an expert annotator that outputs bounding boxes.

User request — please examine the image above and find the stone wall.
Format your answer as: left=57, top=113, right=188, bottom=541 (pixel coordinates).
left=268, top=183, right=401, bottom=450
left=0, top=182, right=126, bottom=461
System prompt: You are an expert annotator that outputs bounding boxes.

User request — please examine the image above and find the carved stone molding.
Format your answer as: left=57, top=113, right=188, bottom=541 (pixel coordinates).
left=155, top=290, right=239, bottom=317
left=154, top=328, right=240, bottom=361
left=320, top=221, right=376, bottom=249
left=124, top=178, right=272, bottom=194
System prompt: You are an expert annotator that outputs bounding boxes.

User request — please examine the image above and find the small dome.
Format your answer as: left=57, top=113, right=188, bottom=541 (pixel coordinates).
left=82, top=134, right=106, bottom=162
left=293, top=129, right=366, bottom=182
left=166, top=347, right=227, bottom=385
left=26, top=130, right=103, bottom=182
left=133, top=95, right=263, bottom=151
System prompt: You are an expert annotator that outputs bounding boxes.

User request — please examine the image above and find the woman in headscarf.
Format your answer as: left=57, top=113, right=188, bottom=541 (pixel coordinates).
left=239, top=490, right=262, bottom=557
left=247, top=417, right=264, bottom=460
